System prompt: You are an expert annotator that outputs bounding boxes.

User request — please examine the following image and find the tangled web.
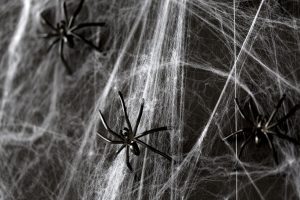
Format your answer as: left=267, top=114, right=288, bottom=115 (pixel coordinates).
left=0, top=0, right=300, bottom=199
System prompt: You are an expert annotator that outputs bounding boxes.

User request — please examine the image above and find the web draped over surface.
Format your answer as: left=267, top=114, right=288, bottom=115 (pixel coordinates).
left=0, top=0, right=300, bottom=199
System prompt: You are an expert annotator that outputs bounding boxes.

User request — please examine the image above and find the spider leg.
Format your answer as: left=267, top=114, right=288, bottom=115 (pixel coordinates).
left=264, top=133, right=279, bottom=164
left=247, top=97, right=259, bottom=122
left=265, top=94, right=286, bottom=127
left=116, top=144, right=126, bottom=156
left=118, top=91, right=133, bottom=133
left=98, top=110, right=124, bottom=140
left=96, top=132, right=123, bottom=144
left=223, top=129, right=248, bottom=140
left=271, top=140, right=279, bottom=165
left=47, top=38, right=60, bottom=52
left=268, top=104, right=300, bottom=129
left=71, top=33, right=101, bottom=52
left=41, top=16, right=56, bottom=31
left=135, top=139, right=172, bottom=161
left=70, top=22, right=106, bottom=31
left=63, top=1, right=69, bottom=22
left=267, top=130, right=300, bottom=146
left=68, top=0, right=85, bottom=28
left=134, top=126, right=170, bottom=139
left=133, top=99, right=144, bottom=136
left=126, top=146, right=133, bottom=171
left=59, top=40, right=73, bottom=75
left=235, top=98, right=255, bottom=125
left=238, top=135, right=253, bottom=160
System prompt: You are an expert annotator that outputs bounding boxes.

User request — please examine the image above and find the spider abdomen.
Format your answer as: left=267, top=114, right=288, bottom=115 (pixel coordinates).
left=255, top=135, right=261, bottom=145
left=130, top=142, right=140, bottom=155
left=254, top=129, right=265, bottom=145
left=66, top=36, right=75, bottom=48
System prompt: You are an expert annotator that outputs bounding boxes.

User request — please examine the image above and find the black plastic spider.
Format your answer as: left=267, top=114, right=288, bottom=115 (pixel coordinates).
left=97, top=91, right=172, bottom=171
left=40, top=0, right=105, bottom=75
left=224, top=94, right=300, bottom=164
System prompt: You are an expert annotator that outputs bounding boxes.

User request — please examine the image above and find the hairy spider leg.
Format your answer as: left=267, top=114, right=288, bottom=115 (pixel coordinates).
left=133, top=99, right=144, bottom=136
left=265, top=95, right=286, bottom=127
left=47, top=38, right=60, bottom=52
left=270, top=138, right=279, bottom=165
left=247, top=97, right=259, bottom=122
left=71, top=33, right=102, bottom=52
left=68, top=0, right=85, bottom=28
left=235, top=98, right=255, bottom=126
left=134, top=127, right=170, bottom=139
left=41, top=16, right=56, bottom=30
left=59, top=40, right=73, bottom=75
left=96, top=132, right=123, bottom=144
left=238, top=135, right=253, bottom=159
left=70, top=22, right=106, bottom=52
left=71, top=22, right=106, bottom=32
left=223, top=128, right=250, bottom=140
left=116, top=144, right=126, bottom=156
left=268, top=104, right=300, bottom=129
left=267, top=130, right=300, bottom=145
left=98, top=110, right=124, bottom=140
left=118, top=91, right=133, bottom=134
left=63, top=1, right=69, bottom=22
left=135, top=139, right=172, bottom=161
left=126, top=146, right=133, bottom=171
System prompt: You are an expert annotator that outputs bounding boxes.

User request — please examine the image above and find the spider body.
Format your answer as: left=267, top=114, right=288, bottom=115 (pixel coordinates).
left=249, top=115, right=271, bottom=145
left=224, top=94, right=300, bottom=164
left=40, top=0, right=105, bottom=75
left=97, top=91, right=172, bottom=171
left=54, top=21, right=75, bottom=48
left=120, top=128, right=140, bottom=155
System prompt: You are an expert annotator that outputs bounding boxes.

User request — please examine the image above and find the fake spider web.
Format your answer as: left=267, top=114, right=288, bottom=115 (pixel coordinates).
left=0, top=0, right=300, bottom=199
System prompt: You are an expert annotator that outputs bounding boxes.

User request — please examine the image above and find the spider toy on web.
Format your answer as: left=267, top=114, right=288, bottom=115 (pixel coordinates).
left=224, top=94, right=300, bottom=164
left=97, top=91, right=173, bottom=171
left=39, top=0, right=105, bottom=74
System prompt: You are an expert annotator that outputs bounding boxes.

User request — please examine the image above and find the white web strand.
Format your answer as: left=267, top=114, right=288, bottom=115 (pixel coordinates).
left=0, top=0, right=300, bottom=199
left=0, top=0, right=31, bottom=122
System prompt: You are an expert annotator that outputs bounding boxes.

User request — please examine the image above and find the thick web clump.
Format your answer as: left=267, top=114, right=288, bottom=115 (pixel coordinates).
left=0, top=0, right=300, bottom=199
